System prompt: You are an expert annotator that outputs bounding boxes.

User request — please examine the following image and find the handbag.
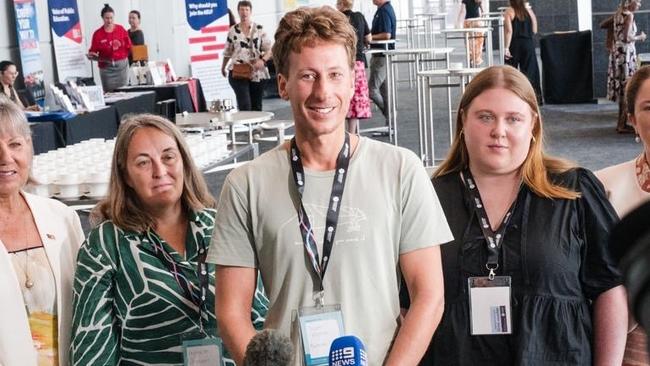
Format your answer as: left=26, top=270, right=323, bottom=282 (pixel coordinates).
left=232, top=62, right=253, bottom=80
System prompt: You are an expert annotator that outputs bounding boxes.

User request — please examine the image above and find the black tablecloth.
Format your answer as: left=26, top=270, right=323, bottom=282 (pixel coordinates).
left=30, top=122, right=61, bottom=154
left=108, top=91, right=157, bottom=122
left=62, top=106, right=118, bottom=145
left=116, top=80, right=207, bottom=113
left=28, top=92, right=162, bottom=153
left=540, top=30, right=594, bottom=104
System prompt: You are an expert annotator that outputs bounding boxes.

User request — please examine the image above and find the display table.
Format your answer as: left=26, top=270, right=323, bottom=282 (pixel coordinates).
left=63, top=106, right=119, bottom=145
left=175, top=111, right=274, bottom=144
left=29, top=122, right=60, bottom=155
left=116, top=79, right=207, bottom=113
left=27, top=92, right=161, bottom=153
left=105, top=91, right=157, bottom=121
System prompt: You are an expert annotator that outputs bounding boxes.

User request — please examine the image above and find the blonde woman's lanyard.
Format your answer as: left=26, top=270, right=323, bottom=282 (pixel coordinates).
left=289, top=133, right=351, bottom=307
left=462, top=169, right=518, bottom=335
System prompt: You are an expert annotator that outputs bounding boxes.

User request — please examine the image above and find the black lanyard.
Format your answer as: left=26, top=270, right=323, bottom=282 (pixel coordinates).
left=289, top=133, right=351, bottom=300
left=462, top=169, right=519, bottom=280
left=145, top=229, right=209, bottom=331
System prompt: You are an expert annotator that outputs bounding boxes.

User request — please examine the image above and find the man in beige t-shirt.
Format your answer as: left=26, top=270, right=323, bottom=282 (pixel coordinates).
left=208, top=6, right=453, bottom=365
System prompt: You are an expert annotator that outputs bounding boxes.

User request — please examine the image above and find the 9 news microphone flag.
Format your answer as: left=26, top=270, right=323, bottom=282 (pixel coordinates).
left=329, top=336, right=368, bottom=366
left=48, top=0, right=91, bottom=82
left=13, top=0, right=45, bottom=104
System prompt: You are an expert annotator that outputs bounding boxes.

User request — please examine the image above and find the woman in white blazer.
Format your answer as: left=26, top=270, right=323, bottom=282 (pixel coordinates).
left=0, top=97, right=84, bottom=366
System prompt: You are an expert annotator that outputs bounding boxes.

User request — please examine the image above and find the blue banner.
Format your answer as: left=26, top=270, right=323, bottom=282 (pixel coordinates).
left=48, top=0, right=80, bottom=38
left=185, top=0, right=227, bottom=31
left=48, top=0, right=90, bottom=81
left=13, top=0, right=45, bottom=103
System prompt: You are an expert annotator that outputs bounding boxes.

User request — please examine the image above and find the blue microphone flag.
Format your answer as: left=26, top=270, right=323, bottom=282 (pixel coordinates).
left=328, top=335, right=367, bottom=366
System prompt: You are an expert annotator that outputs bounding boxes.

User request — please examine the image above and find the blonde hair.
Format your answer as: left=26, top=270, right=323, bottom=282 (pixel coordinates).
left=272, top=6, right=356, bottom=77
left=434, top=65, right=579, bottom=200
left=337, top=0, right=353, bottom=11
left=94, top=114, right=215, bottom=232
left=0, top=95, right=31, bottom=138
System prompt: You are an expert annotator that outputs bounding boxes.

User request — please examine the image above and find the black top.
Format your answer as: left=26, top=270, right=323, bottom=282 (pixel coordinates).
left=343, top=10, right=370, bottom=65
left=128, top=29, right=145, bottom=45
left=402, top=168, right=622, bottom=365
left=128, top=29, right=145, bottom=64
left=512, top=14, right=534, bottom=39
left=463, top=0, right=481, bottom=19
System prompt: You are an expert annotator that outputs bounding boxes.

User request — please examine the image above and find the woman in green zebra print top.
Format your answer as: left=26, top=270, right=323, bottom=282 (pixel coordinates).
left=70, top=114, right=268, bottom=365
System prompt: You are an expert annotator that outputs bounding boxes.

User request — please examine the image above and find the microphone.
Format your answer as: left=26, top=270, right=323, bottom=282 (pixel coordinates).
left=243, top=329, right=293, bottom=366
left=329, top=335, right=368, bottom=366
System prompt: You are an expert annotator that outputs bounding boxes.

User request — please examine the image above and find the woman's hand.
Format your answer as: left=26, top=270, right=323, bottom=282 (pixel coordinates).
left=505, top=48, right=512, bottom=60
left=637, top=31, right=647, bottom=42
left=25, top=104, right=41, bottom=112
left=86, top=52, right=99, bottom=60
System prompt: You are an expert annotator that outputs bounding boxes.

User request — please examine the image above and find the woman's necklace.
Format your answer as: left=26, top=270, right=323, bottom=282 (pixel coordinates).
left=635, top=152, right=650, bottom=193
left=5, top=211, right=35, bottom=288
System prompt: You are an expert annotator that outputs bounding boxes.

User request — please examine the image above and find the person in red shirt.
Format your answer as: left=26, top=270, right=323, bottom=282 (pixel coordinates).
left=87, top=4, right=132, bottom=92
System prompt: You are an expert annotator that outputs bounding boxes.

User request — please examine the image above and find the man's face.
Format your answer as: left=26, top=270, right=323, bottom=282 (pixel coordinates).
left=373, top=0, right=386, bottom=6
left=278, top=41, right=354, bottom=140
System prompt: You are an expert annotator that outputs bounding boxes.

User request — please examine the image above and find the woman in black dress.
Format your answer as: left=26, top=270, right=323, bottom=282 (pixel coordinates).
left=402, top=66, right=627, bottom=365
left=504, top=0, right=541, bottom=102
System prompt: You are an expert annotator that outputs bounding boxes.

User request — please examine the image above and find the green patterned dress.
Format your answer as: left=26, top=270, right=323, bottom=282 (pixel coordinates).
left=71, top=209, right=268, bottom=365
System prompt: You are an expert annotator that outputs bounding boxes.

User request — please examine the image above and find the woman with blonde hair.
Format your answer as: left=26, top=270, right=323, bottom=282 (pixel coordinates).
left=402, top=65, right=628, bottom=365
left=71, top=114, right=268, bottom=365
left=0, top=97, right=84, bottom=366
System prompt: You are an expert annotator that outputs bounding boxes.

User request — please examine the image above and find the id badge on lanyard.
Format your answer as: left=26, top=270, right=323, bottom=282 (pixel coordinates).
left=468, top=276, right=512, bottom=335
left=181, top=331, right=224, bottom=366
left=289, top=134, right=351, bottom=365
left=145, top=232, right=220, bottom=363
left=298, top=303, right=345, bottom=366
left=462, top=170, right=518, bottom=336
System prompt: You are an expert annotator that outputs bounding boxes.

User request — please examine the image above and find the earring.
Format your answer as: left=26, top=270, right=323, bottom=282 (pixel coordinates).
left=635, top=134, right=641, bottom=143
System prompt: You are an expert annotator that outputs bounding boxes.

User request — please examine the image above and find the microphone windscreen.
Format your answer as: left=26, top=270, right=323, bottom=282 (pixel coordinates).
left=243, top=329, right=293, bottom=366
left=329, top=335, right=368, bottom=366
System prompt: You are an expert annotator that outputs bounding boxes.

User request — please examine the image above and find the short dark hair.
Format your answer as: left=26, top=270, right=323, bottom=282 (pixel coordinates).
left=0, top=60, right=16, bottom=73
left=129, top=10, right=141, bottom=19
left=238, top=1, right=252, bottom=10
left=101, top=3, right=114, bottom=17
left=626, top=66, right=650, bottom=115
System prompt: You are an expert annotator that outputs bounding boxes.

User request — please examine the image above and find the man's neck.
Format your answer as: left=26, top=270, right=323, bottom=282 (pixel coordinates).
left=292, top=130, right=357, bottom=171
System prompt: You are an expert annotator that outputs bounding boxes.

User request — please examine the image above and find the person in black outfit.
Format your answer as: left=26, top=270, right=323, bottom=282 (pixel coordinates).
left=336, top=0, right=372, bottom=133
left=128, top=10, right=145, bottom=65
left=401, top=66, right=628, bottom=365
left=504, top=0, right=541, bottom=102
left=456, top=0, right=485, bottom=67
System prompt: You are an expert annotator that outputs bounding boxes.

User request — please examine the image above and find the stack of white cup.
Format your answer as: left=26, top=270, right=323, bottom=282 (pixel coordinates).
left=27, top=132, right=230, bottom=200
